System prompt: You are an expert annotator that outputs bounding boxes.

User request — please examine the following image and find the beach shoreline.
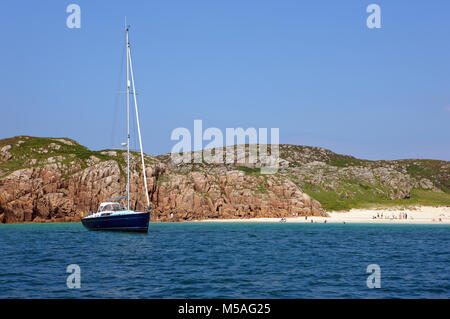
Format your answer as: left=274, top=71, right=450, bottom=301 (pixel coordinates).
left=195, top=206, right=450, bottom=225
left=1, top=206, right=449, bottom=226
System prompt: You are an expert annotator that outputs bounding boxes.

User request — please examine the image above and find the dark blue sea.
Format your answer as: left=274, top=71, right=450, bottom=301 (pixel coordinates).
left=0, top=222, right=448, bottom=298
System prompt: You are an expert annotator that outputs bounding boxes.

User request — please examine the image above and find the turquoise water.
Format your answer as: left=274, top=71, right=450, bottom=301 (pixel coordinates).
left=0, top=222, right=448, bottom=298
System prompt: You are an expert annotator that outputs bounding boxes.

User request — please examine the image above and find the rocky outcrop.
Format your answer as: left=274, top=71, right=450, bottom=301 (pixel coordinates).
left=0, top=162, right=326, bottom=223
left=150, top=170, right=324, bottom=221
left=0, top=137, right=327, bottom=223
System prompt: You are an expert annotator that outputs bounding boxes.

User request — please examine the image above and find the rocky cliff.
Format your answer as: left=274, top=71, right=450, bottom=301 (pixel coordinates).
left=0, top=136, right=449, bottom=223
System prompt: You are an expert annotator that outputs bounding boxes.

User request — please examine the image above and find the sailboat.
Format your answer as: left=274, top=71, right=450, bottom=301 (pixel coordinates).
left=82, top=26, right=151, bottom=232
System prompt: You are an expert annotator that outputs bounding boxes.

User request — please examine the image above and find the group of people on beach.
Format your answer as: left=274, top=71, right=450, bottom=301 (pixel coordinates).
left=373, top=212, right=408, bottom=220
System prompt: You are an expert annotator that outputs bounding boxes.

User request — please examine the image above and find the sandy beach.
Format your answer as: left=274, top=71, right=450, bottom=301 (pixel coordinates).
left=197, top=206, right=450, bottom=224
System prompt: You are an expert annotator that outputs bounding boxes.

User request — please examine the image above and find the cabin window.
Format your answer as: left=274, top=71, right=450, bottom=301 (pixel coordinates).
left=98, top=203, right=124, bottom=212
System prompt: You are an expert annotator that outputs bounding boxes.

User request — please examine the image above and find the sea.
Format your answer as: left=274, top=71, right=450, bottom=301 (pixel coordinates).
left=0, top=222, right=448, bottom=298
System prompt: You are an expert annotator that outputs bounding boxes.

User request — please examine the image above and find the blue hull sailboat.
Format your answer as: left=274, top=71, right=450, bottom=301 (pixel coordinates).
left=82, top=26, right=151, bottom=232
left=82, top=203, right=150, bottom=232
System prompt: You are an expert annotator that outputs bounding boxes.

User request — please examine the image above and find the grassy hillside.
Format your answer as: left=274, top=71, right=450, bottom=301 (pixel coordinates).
left=300, top=182, right=450, bottom=211
left=277, top=145, right=450, bottom=210
left=0, top=136, right=123, bottom=179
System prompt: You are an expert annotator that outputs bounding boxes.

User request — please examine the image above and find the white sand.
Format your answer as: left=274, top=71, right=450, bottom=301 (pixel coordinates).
left=196, top=206, right=450, bottom=224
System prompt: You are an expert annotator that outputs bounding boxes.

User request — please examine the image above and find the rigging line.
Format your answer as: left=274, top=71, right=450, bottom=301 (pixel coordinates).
left=110, top=39, right=126, bottom=149
left=130, top=56, right=142, bottom=200
left=133, top=105, right=138, bottom=152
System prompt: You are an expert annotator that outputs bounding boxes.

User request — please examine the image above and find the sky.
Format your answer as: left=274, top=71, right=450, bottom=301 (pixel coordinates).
left=0, top=0, right=449, bottom=160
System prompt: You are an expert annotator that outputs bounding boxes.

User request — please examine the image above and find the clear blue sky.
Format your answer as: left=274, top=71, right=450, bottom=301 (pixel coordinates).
left=1, top=0, right=449, bottom=160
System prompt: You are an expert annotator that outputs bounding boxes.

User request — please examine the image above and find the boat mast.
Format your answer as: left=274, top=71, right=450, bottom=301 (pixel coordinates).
left=126, top=27, right=130, bottom=211
left=127, top=29, right=150, bottom=209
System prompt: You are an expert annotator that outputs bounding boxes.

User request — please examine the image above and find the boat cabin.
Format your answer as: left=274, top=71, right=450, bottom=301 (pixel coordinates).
left=98, top=202, right=125, bottom=212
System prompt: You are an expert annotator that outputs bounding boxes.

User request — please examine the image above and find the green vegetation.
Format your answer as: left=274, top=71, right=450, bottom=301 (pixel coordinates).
left=236, top=166, right=261, bottom=176
left=281, top=144, right=450, bottom=210
left=403, top=160, right=450, bottom=193
left=0, top=136, right=126, bottom=179
left=255, top=186, right=268, bottom=194
left=328, top=157, right=367, bottom=168
left=301, top=181, right=450, bottom=211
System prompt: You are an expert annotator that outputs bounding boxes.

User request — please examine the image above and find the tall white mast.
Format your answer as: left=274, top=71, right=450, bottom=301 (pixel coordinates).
left=126, top=27, right=130, bottom=210
left=128, top=30, right=150, bottom=209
